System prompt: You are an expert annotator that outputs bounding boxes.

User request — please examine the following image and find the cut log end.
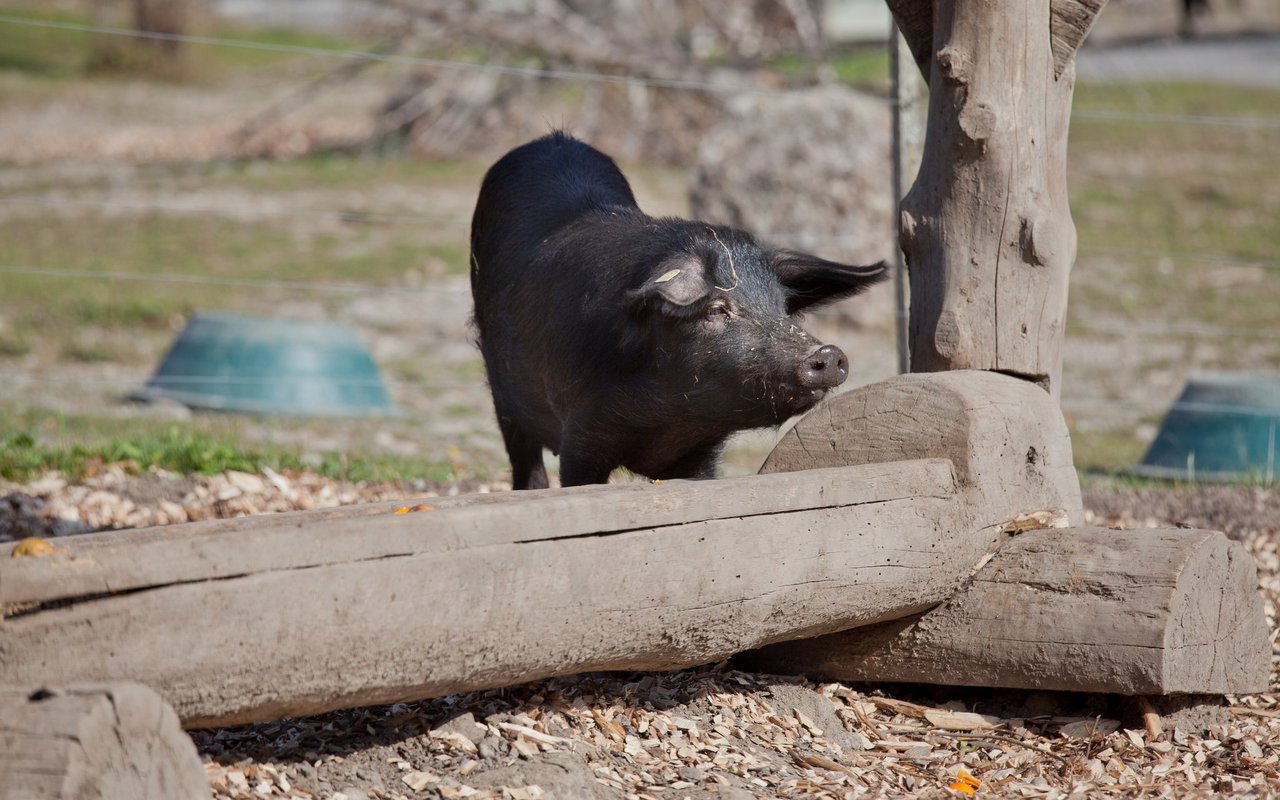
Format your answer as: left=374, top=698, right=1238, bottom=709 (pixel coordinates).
left=0, top=682, right=207, bottom=800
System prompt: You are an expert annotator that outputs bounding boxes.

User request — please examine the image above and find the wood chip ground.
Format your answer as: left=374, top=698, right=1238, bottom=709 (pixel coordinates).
left=3, top=469, right=1278, bottom=798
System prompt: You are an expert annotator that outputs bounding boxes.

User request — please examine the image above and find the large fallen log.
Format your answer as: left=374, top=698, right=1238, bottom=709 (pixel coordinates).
left=2, top=460, right=966, bottom=728
left=739, top=527, right=1271, bottom=695
left=756, top=374, right=1271, bottom=695
left=0, top=373, right=1076, bottom=728
left=0, top=682, right=207, bottom=800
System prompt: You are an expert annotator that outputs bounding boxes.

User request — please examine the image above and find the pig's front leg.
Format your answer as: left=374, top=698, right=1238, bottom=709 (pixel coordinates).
left=653, top=440, right=724, bottom=481
left=557, top=423, right=620, bottom=487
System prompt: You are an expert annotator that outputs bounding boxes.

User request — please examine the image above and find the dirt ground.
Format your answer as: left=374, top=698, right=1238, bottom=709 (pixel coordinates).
left=3, top=470, right=1279, bottom=799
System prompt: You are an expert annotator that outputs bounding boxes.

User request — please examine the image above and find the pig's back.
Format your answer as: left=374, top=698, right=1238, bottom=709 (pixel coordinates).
left=469, top=133, right=642, bottom=445
left=471, top=132, right=636, bottom=262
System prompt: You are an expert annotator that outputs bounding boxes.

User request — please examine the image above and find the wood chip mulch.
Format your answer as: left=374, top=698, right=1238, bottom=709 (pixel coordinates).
left=3, top=469, right=1278, bottom=798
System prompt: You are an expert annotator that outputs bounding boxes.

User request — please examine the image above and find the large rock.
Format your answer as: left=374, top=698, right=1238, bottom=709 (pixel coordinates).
left=689, top=85, right=895, bottom=330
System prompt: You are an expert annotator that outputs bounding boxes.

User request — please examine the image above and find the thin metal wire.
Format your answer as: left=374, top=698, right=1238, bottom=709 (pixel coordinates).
left=1063, top=397, right=1280, bottom=419
left=1072, top=108, right=1280, bottom=130
left=0, top=13, right=822, bottom=99
left=7, top=371, right=1278, bottom=420
left=0, top=195, right=437, bottom=225
left=4, top=370, right=473, bottom=390
left=1076, top=320, right=1280, bottom=342
left=1078, top=245, right=1280, bottom=272
left=0, top=265, right=470, bottom=295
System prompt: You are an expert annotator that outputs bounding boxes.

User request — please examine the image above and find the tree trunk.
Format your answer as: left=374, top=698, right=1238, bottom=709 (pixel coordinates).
left=895, top=0, right=1079, bottom=397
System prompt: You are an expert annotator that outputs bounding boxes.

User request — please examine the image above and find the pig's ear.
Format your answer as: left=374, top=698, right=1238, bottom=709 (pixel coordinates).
left=629, top=256, right=711, bottom=314
left=771, top=251, right=888, bottom=315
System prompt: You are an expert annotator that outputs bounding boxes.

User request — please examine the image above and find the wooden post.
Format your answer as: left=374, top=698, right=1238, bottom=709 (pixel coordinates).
left=0, top=683, right=207, bottom=800
left=886, top=0, right=1106, bottom=397
left=889, top=23, right=924, bottom=374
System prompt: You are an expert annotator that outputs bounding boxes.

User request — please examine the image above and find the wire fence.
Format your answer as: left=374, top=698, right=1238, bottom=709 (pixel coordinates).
left=4, top=14, right=1280, bottom=129
left=1, top=10, right=1277, bottom=471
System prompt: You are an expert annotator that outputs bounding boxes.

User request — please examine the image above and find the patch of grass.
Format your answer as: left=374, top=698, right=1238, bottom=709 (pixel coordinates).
left=1070, top=426, right=1151, bottom=474
left=60, top=342, right=118, bottom=364
left=1074, top=80, right=1280, bottom=122
left=0, top=5, right=378, bottom=80
left=769, top=47, right=890, bottom=92
left=0, top=334, right=30, bottom=357
left=188, top=153, right=485, bottom=193
left=0, top=421, right=458, bottom=484
left=75, top=298, right=181, bottom=329
left=0, top=204, right=469, bottom=365
left=1067, top=79, right=1280, bottom=359
left=0, top=6, right=92, bottom=76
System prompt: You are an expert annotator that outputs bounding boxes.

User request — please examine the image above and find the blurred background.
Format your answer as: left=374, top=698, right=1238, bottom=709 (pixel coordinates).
left=1, top=0, right=1278, bottom=492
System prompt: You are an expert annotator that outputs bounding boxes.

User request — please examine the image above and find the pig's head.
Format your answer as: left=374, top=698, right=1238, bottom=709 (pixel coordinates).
left=624, top=225, right=887, bottom=428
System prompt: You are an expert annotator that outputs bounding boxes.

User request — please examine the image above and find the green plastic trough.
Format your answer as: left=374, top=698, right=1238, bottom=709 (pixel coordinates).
left=1135, top=372, right=1280, bottom=483
left=132, top=313, right=398, bottom=418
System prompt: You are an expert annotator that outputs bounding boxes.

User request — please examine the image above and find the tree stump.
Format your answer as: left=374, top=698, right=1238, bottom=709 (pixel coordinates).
left=0, top=682, right=207, bottom=800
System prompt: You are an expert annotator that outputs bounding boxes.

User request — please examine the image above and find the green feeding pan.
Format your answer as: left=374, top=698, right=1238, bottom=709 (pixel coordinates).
left=1134, top=372, right=1280, bottom=483
left=132, top=313, right=399, bottom=418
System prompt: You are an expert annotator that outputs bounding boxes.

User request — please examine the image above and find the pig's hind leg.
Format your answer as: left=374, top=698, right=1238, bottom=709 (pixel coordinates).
left=495, top=413, right=549, bottom=490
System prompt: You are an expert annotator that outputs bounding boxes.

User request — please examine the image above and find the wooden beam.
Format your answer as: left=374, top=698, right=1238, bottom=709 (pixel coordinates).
left=761, top=370, right=1085, bottom=535
left=4, top=460, right=998, bottom=728
left=739, top=527, right=1271, bottom=695
left=0, top=682, right=207, bottom=800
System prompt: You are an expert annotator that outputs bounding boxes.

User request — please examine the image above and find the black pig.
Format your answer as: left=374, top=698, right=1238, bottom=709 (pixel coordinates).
left=470, top=132, right=886, bottom=489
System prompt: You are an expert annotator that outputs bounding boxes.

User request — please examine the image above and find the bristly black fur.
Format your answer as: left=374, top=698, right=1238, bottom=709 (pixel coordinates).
left=470, top=132, right=887, bottom=489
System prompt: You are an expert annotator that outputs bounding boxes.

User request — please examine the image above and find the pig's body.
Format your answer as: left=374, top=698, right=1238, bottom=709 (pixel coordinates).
left=471, top=133, right=885, bottom=489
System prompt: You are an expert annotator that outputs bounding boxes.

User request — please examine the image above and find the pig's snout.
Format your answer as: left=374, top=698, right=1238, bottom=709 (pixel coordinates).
left=797, top=344, right=849, bottom=390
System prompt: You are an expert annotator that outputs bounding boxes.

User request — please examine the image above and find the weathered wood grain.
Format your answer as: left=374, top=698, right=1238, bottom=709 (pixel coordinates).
left=3, top=460, right=1002, bottom=728
left=887, top=0, right=1109, bottom=81
left=0, top=682, right=207, bottom=800
left=761, top=370, right=1084, bottom=536
left=894, top=0, right=1085, bottom=397
left=2, top=461, right=937, bottom=608
left=740, top=527, right=1271, bottom=695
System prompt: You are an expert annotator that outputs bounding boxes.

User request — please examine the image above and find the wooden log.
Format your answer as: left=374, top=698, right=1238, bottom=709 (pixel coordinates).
left=0, top=682, right=207, bottom=800
left=895, top=0, right=1082, bottom=397
left=3, top=459, right=1007, bottom=728
left=739, top=527, right=1271, bottom=695
left=761, top=370, right=1085, bottom=535
left=756, top=374, right=1270, bottom=695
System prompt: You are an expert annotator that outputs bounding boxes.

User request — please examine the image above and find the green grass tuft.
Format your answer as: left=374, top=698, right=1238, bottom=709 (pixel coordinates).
left=0, top=424, right=459, bottom=484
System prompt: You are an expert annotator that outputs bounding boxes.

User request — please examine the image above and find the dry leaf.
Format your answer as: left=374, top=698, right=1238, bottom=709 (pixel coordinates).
left=654, top=269, right=681, bottom=283
left=1002, top=509, right=1070, bottom=534
left=947, top=768, right=981, bottom=796
left=10, top=537, right=59, bottom=557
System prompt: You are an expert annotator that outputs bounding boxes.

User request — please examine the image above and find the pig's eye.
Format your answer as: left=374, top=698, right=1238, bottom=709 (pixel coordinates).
left=706, top=301, right=732, bottom=319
